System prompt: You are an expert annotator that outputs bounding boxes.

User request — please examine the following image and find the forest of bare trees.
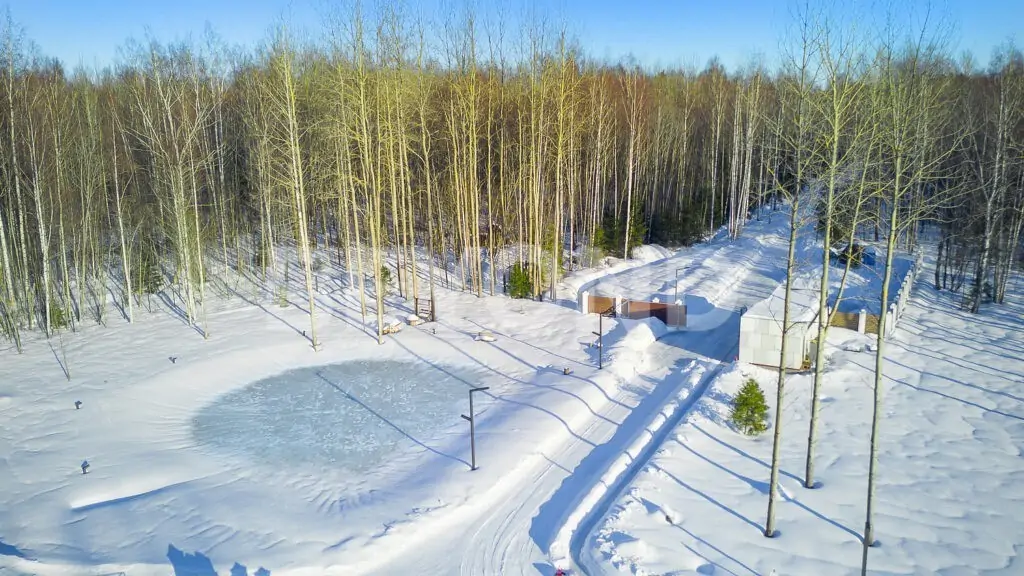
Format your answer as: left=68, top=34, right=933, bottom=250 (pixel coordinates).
left=0, top=5, right=1020, bottom=356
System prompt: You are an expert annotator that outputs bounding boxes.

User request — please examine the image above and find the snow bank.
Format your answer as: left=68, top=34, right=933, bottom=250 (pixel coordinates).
left=602, top=318, right=669, bottom=381
left=629, top=244, right=673, bottom=262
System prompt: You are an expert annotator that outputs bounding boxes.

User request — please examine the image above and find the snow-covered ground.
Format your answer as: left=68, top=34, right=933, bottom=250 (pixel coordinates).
left=0, top=206, right=793, bottom=575
left=579, top=264, right=1024, bottom=575
left=4, top=204, right=1016, bottom=576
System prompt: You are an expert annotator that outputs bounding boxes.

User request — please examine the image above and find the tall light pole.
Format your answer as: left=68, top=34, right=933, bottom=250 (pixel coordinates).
left=462, top=386, right=490, bottom=471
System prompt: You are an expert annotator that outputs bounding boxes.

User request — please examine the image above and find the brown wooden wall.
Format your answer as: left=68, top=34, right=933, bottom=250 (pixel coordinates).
left=828, top=310, right=880, bottom=335
left=586, top=295, right=685, bottom=327
left=830, top=311, right=860, bottom=331
left=588, top=295, right=616, bottom=316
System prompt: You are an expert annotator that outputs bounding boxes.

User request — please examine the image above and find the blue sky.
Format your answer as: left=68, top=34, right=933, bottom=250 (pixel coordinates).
left=9, top=0, right=1022, bottom=71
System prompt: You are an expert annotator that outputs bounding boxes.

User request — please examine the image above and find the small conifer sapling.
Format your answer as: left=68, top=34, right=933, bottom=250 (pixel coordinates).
left=732, top=378, right=769, bottom=436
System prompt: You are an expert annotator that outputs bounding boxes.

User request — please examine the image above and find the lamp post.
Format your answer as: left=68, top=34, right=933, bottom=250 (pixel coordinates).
left=461, top=386, right=490, bottom=471
left=674, top=266, right=688, bottom=306
left=592, top=306, right=607, bottom=370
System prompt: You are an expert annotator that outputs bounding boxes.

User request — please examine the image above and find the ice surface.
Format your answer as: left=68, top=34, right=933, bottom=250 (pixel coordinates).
left=193, top=360, right=481, bottom=474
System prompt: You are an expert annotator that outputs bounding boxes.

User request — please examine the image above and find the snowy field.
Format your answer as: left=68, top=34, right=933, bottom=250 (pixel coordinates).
left=0, top=270, right=628, bottom=575
left=3, top=206, right=1018, bottom=576
left=579, top=266, right=1024, bottom=575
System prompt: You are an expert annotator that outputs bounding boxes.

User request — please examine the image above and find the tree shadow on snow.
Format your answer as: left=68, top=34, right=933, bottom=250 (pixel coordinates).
left=167, top=545, right=271, bottom=576
left=392, top=326, right=616, bottom=448
left=223, top=282, right=310, bottom=343
left=688, top=425, right=863, bottom=542
left=315, top=372, right=471, bottom=468
left=848, top=356, right=1024, bottom=422
left=463, top=317, right=589, bottom=369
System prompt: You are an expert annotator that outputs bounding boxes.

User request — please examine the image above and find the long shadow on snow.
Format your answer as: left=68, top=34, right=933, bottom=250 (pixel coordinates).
left=528, top=349, right=698, bottom=554
left=890, top=339, right=1024, bottom=398
left=906, top=322, right=1024, bottom=376
left=913, top=286, right=1024, bottom=338
left=650, top=461, right=762, bottom=532
left=633, top=495, right=754, bottom=576
left=681, top=428, right=862, bottom=541
left=390, top=333, right=602, bottom=448
left=168, top=545, right=272, bottom=576
left=847, top=356, right=1024, bottom=422
left=463, top=317, right=590, bottom=369
left=453, top=318, right=629, bottom=412
left=423, top=319, right=624, bottom=420
left=0, top=539, right=29, bottom=560
left=223, top=282, right=310, bottom=342
left=315, top=372, right=471, bottom=468
left=669, top=521, right=757, bottom=576
left=157, top=288, right=207, bottom=338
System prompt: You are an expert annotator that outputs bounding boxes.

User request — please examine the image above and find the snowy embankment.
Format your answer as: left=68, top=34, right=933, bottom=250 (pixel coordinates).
left=581, top=263, right=1024, bottom=575
left=549, top=361, right=705, bottom=567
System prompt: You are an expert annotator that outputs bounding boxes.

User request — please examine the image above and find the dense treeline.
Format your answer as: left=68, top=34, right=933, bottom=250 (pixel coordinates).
left=0, top=6, right=1020, bottom=354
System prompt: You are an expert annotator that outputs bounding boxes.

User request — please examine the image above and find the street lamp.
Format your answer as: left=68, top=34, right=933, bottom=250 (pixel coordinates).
left=674, top=266, right=688, bottom=305
left=461, top=386, right=490, bottom=471
left=592, top=305, right=611, bottom=370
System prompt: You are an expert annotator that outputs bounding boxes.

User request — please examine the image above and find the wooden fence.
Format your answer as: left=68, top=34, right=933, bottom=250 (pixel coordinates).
left=580, top=292, right=686, bottom=328
left=588, top=295, right=616, bottom=316
left=826, top=252, right=922, bottom=338
left=830, top=311, right=861, bottom=331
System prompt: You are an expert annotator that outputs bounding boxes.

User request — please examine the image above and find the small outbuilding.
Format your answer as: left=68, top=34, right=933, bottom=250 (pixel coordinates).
left=738, top=279, right=822, bottom=370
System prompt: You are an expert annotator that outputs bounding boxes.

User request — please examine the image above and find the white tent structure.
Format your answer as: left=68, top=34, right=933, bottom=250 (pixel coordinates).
left=739, top=277, right=822, bottom=370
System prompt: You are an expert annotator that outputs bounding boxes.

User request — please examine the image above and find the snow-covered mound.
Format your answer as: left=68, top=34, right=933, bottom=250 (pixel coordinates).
left=629, top=244, right=674, bottom=262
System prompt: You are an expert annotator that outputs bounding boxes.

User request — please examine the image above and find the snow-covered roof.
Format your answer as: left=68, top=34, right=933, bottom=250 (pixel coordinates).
left=743, top=274, right=822, bottom=324
left=744, top=252, right=915, bottom=322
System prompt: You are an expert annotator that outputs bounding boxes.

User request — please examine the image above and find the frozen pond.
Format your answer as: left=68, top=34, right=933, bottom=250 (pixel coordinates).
left=193, top=360, right=482, bottom=473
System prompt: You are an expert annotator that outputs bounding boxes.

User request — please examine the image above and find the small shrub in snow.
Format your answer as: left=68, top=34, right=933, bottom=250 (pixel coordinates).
left=379, top=265, right=393, bottom=289
left=48, top=303, right=69, bottom=330
left=732, top=378, right=768, bottom=436
left=507, top=262, right=533, bottom=299
left=136, top=252, right=163, bottom=295
left=252, top=241, right=271, bottom=269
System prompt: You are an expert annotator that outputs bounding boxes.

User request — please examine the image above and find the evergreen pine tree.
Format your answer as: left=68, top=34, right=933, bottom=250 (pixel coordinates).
left=732, top=378, right=769, bottom=436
